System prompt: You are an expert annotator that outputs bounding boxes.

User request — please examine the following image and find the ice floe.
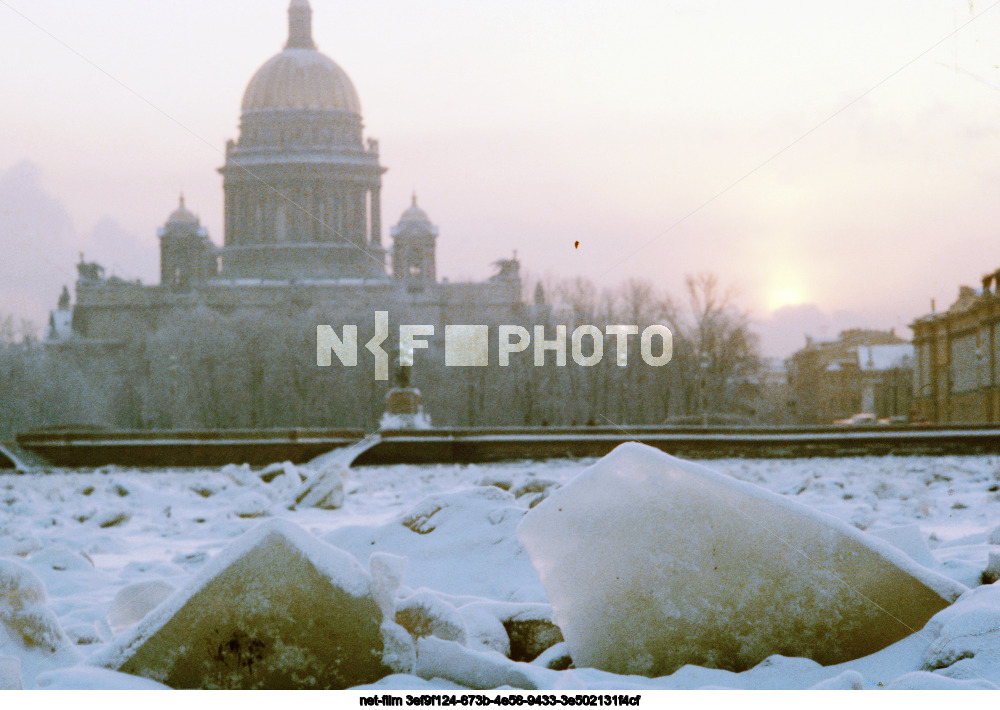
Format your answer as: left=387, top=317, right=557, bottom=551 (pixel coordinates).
left=517, top=442, right=967, bottom=676
left=96, top=520, right=399, bottom=689
left=1, top=451, right=998, bottom=689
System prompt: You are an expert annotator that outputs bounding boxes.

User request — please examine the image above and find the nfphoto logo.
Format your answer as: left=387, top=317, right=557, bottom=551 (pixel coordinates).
left=317, top=311, right=672, bottom=381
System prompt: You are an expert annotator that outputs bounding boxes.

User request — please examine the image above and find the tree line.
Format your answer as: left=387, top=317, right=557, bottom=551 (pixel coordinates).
left=0, top=274, right=784, bottom=437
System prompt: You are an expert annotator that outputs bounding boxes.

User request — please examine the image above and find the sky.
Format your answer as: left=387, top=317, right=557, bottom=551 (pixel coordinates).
left=3, top=0, right=1000, bottom=355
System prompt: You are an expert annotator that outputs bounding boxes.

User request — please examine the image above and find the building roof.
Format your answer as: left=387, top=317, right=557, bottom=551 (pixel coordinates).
left=398, top=193, right=432, bottom=225
left=856, top=344, right=913, bottom=371
left=241, top=1, right=360, bottom=114
left=166, top=194, right=199, bottom=226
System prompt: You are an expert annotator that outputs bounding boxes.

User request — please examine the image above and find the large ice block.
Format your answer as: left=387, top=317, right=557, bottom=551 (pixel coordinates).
left=97, top=519, right=397, bottom=689
left=517, top=442, right=967, bottom=676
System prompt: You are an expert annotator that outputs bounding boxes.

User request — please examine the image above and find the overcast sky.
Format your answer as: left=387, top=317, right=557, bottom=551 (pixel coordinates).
left=3, top=0, right=1000, bottom=355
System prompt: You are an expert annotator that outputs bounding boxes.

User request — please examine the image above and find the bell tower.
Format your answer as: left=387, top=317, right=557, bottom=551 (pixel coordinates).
left=391, top=194, right=438, bottom=283
left=158, top=195, right=217, bottom=289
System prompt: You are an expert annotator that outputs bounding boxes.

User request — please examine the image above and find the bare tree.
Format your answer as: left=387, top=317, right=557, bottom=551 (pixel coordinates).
left=1, top=273, right=767, bottom=434
left=664, top=273, right=762, bottom=423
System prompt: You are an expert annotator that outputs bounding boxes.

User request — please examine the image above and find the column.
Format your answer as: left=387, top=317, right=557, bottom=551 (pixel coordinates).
left=370, top=183, right=382, bottom=247
left=335, top=185, right=345, bottom=243
left=224, top=183, right=236, bottom=247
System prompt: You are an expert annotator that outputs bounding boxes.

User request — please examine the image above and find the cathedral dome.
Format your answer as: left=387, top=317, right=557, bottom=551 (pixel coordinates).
left=240, top=1, right=360, bottom=114
left=398, top=194, right=432, bottom=226
left=167, top=195, right=198, bottom=225
left=242, top=50, right=360, bottom=114
left=221, top=1, right=387, bottom=282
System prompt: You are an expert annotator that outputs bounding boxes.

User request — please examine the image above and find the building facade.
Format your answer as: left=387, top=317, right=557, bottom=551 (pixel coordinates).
left=911, top=271, right=1000, bottom=423
left=786, top=329, right=914, bottom=424
left=60, top=0, right=524, bottom=347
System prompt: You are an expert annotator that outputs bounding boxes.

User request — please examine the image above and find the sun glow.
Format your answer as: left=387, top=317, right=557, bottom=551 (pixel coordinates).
left=767, top=285, right=806, bottom=312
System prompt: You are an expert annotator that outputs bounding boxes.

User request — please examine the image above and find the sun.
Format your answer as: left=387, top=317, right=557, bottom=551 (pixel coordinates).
left=766, top=286, right=805, bottom=312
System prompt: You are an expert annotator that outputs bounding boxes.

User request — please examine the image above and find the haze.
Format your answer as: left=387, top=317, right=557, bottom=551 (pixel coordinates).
left=2, top=0, right=1000, bottom=355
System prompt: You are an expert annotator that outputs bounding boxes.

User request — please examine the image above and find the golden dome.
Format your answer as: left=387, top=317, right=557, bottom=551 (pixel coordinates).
left=240, top=1, right=361, bottom=114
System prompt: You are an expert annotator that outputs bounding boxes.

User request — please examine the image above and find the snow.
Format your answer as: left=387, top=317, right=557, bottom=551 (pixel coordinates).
left=380, top=412, right=433, bottom=430
left=0, top=559, right=79, bottom=686
left=857, top=344, right=914, bottom=371
left=106, top=580, right=175, bottom=634
left=413, top=636, right=540, bottom=690
left=0, top=655, right=22, bottom=689
left=44, top=308, right=73, bottom=343
left=324, top=485, right=541, bottom=601
left=0, top=451, right=998, bottom=689
left=289, top=462, right=345, bottom=510
left=35, top=665, right=170, bottom=690
left=395, top=588, right=469, bottom=644
left=920, top=583, right=1000, bottom=684
left=870, top=524, right=938, bottom=568
left=0, top=559, right=49, bottom=607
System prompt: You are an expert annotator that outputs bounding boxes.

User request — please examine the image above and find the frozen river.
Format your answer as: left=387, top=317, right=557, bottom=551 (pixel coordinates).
left=1, top=452, right=998, bottom=689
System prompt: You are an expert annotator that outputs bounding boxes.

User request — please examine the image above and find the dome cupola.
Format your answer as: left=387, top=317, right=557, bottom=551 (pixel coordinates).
left=220, top=0, right=387, bottom=281
left=398, top=193, right=432, bottom=226
left=240, top=0, right=360, bottom=115
left=166, top=193, right=199, bottom=226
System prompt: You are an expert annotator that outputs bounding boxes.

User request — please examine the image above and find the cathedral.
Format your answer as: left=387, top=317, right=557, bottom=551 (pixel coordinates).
left=57, top=0, right=524, bottom=345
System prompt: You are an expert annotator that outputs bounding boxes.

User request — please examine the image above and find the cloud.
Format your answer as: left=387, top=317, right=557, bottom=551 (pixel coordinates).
left=754, top=303, right=898, bottom=358
left=0, top=161, right=78, bottom=329
left=0, top=161, right=155, bottom=332
left=86, top=216, right=158, bottom=284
